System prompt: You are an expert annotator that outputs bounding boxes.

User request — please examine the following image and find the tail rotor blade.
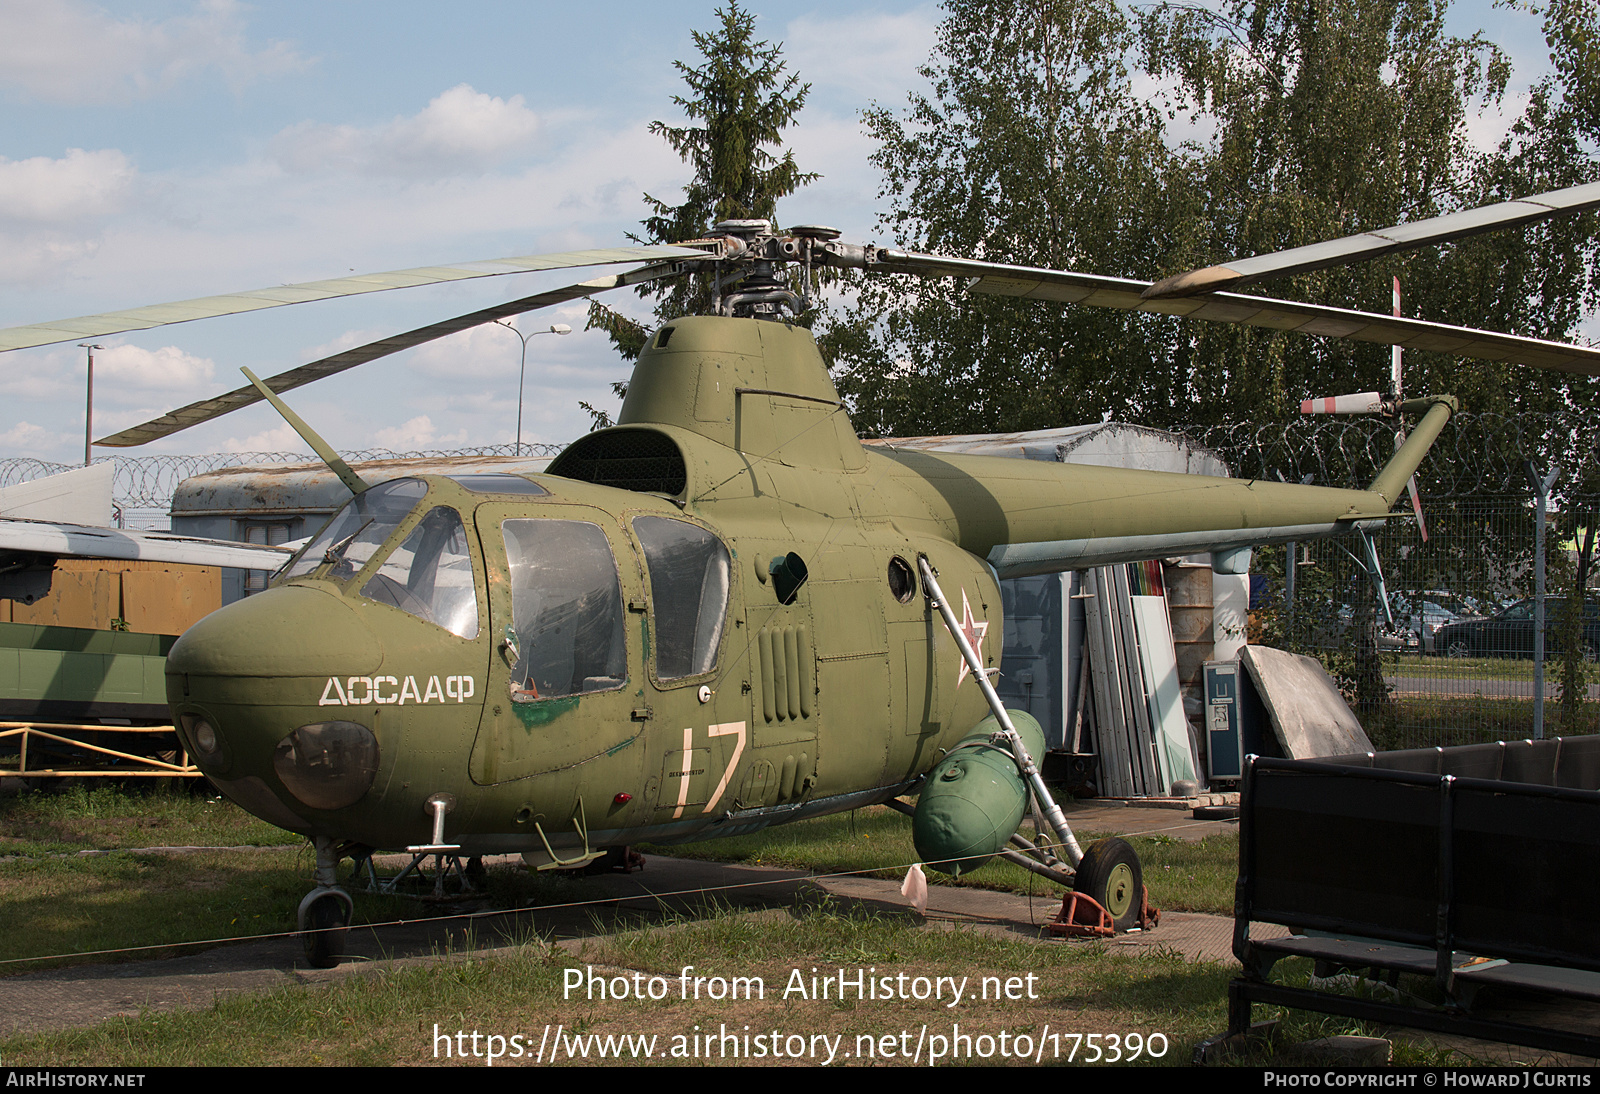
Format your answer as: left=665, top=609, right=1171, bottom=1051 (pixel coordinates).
left=1301, top=392, right=1386, bottom=415
left=1407, top=474, right=1428, bottom=543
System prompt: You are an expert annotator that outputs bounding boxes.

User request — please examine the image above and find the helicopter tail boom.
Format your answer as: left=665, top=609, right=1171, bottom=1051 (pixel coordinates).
left=877, top=396, right=1455, bottom=579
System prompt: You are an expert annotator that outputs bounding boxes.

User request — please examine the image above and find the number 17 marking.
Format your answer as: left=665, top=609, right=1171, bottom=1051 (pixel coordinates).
left=669, top=721, right=748, bottom=819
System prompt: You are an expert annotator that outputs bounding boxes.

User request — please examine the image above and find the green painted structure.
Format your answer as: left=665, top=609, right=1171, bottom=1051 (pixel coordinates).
left=0, top=621, right=174, bottom=722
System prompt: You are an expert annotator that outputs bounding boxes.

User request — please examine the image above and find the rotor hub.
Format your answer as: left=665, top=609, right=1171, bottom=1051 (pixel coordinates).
left=693, top=221, right=866, bottom=320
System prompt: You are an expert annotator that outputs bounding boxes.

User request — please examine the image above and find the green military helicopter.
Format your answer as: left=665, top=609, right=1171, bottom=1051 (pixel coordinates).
left=5, top=184, right=1600, bottom=967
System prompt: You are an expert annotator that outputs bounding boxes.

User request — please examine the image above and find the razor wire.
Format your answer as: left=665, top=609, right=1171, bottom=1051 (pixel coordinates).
left=1, top=413, right=1595, bottom=512
left=1177, top=412, right=1600, bottom=499
left=4, top=418, right=1597, bottom=748
left=1175, top=412, right=1600, bottom=748
left=0, top=444, right=567, bottom=512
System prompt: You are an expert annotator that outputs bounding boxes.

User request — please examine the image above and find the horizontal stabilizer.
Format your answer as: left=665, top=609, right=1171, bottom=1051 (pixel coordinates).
left=0, top=464, right=114, bottom=525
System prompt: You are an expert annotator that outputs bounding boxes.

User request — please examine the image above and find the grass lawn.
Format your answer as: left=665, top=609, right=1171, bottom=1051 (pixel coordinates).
left=0, top=785, right=1495, bottom=1067
left=0, top=893, right=1481, bottom=1068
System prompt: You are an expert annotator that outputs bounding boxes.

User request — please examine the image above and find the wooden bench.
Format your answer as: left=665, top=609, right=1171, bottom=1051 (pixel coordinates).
left=1230, top=737, right=1600, bottom=1058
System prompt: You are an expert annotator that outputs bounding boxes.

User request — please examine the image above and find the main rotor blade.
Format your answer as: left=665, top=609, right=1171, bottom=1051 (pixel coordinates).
left=874, top=250, right=1600, bottom=376
left=1141, top=181, right=1600, bottom=299
left=95, top=263, right=680, bottom=448
left=1, top=245, right=708, bottom=354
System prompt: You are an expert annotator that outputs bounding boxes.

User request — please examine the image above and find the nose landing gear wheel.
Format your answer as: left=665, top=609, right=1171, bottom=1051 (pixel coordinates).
left=1072, top=837, right=1144, bottom=932
left=298, top=889, right=353, bottom=968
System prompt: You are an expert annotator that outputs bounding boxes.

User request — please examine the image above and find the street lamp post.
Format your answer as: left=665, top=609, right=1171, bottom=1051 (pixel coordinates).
left=78, top=343, right=103, bottom=467
left=492, top=321, right=571, bottom=454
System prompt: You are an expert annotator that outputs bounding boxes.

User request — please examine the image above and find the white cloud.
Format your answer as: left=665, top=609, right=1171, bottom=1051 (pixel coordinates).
left=0, top=148, right=142, bottom=285
left=0, top=5, right=937, bottom=466
left=298, top=327, right=388, bottom=362
left=0, top=108, right=681, bottom=302
left=0, top=345, right=81, bottom=402
left=221, top=422, right=311, bottom=454
left=781, top=113, right=887, bottom=225
left=98, top=344, right=215, bottom=393
left=273, top=84, right=541, bottom=178
left=0, top=421, right=64, bottom=458
left=1463, top=92, right=1530, bottom=156
left=405, top=320, right=536, bottom=382
left=371, top=414, right=467, bottom=450
left=0, top=149, right=138, bottom=225
left=0, top=236, right=109, bottom=285
left=0, top=0, right=308, bottom=104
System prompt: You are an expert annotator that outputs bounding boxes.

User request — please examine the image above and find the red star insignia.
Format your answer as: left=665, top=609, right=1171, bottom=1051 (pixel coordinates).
left=956, top=589, right=989, bottom=687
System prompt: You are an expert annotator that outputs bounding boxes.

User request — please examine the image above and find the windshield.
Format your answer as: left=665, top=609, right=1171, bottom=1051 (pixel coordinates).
left=361, top=506, right=479, bottom=638
left=283, top=479, right=429, bottom=582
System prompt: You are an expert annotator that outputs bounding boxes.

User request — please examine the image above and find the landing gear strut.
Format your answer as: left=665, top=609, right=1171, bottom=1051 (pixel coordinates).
left=297, top=836, right=355, bottom=968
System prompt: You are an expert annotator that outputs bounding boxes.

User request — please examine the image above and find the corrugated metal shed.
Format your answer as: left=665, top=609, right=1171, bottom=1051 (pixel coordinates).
left=171, top=454, right=554, bottom=519
left=868, top=424, right=1238, bottom=766
left=863, top=423, right=1230, bottom=477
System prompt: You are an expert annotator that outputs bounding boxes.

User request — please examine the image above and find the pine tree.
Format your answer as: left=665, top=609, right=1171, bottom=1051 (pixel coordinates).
left=586, top=1, right=817, bottom=376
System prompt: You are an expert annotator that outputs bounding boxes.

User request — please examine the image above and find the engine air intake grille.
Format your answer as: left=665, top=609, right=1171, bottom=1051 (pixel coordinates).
left=548, top=428, right=687, bottom=496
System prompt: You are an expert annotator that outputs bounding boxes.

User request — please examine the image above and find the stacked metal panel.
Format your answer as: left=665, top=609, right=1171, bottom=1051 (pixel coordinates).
left=1083, top=564, right=1200, bottom=797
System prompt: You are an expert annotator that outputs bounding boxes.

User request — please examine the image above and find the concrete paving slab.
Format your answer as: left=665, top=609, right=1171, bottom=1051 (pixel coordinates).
left=1060, top=801, right=1240, bottom=841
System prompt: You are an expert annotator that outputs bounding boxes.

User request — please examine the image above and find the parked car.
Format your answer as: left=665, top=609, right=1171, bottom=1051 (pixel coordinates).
left=1388, top=592, right=1480, bottom=654
left=1312, top=601, right=1414, bottom=652
left=1314, top=591, right=1475, bottom=654
left=1432, top=597, right=1600, bottom=660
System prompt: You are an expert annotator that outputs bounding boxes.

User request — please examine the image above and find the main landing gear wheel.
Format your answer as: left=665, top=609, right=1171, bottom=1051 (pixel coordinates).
left=1072, top=837, right=1143, bottom=932
left=298, top=888, right=353, bottom=969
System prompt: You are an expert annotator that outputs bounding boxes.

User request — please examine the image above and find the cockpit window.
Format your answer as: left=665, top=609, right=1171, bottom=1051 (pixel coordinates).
left=503, top=519, right=626, bottom=700
left=284, top=479, right=428, bottom=582
left=633, top=515, right=729, bottom=679
left=360, top=506, right=479, bottom=638
left=448, top=474, right=549, bottom=495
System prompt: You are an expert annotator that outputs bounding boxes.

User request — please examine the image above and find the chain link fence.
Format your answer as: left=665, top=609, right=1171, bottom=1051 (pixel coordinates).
left=1183, top=412, right=1600, bottom=749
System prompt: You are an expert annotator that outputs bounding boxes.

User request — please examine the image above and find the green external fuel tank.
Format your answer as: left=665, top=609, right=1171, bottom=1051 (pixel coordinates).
left=912, top=709, right=1047, bottom=876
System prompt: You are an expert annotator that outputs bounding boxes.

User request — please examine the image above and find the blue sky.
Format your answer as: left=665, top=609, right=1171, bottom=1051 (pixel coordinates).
left=0, top=0, right=1565, bottom=465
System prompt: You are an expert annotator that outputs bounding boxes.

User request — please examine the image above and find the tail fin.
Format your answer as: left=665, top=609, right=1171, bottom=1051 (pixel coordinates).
left=1368, top=395, right=1456, bottom=506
